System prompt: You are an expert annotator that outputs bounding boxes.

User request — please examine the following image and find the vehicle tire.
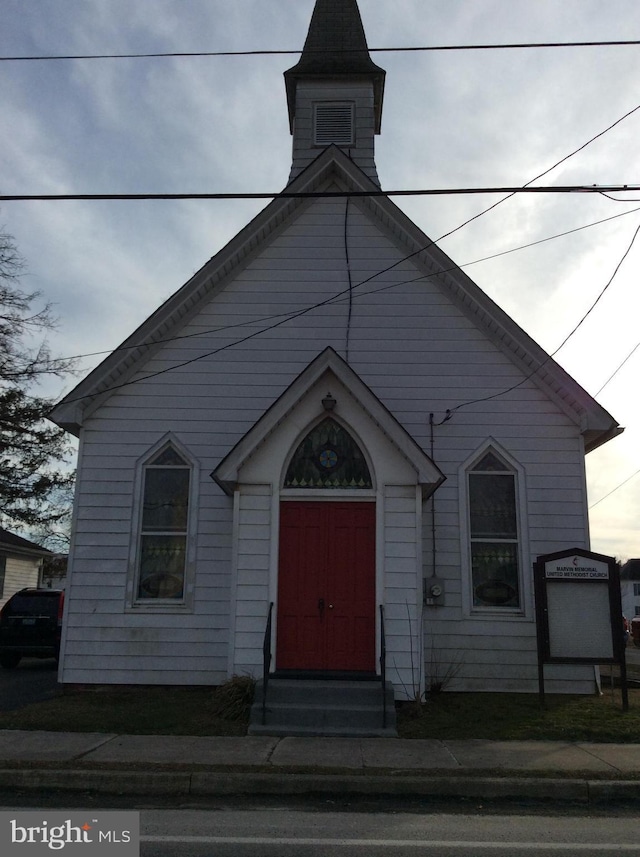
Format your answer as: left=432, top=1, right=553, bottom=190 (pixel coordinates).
left=0, top=653, right=21, bottom=669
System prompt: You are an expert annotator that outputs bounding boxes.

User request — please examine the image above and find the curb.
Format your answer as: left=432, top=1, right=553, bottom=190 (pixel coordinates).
left=3, top=768, right=640, bottom=804
left=189, top=773, right=589, bottom=802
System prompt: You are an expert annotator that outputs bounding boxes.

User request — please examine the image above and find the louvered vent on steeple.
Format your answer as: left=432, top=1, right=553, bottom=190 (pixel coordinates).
left=314, top=102, right=355, bottom=146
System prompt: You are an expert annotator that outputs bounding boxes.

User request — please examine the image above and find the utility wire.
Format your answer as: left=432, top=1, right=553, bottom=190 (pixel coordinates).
left=595, top=340, right=640, bottom=396
left=51, top=98, right=640, bottom=403
left=2, top=196, right=622, bottom=388
left=401, top=100, right=640, bottom=250
left=553, top=222, right=640, bottom=354
left=343, top=198, right=354, bottom=365
left=56, top=213, right=640, bottom=408
left=599, top=191, right=640, bottom=203
left=589, top=466, right=640, bottom=509
left=3, top=40, right=640, bottom=62
left=5, top=99, right=640, bottom=206
left=445, top=219, right=640, bottom=416
left=2, top=186, right=640, bottom=203
left=419, top=99, right=640, bottom=415
left=50, top=203, right=640, bottom=366
left=339, top=98, right=640, bottom=334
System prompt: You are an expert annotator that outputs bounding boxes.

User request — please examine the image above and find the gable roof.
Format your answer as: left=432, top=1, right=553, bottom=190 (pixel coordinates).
left=0, top=528, right=52, bottom=558
left=621, top=559, right=640, bottom=581
left=212, top=346, right=445, bottom=496
left=49, top=145, right=621, bottom=454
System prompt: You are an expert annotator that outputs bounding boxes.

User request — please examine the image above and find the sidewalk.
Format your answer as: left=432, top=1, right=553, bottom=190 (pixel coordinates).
left=2, top=731, right=640, bottom=804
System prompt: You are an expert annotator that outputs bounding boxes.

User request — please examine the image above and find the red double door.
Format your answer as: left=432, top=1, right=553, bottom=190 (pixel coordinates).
left=276, top=501, right=376, bottom=672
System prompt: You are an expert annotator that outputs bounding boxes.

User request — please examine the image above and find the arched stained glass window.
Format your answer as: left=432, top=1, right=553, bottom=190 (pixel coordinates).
left=137, top=444, right=191, bottom=601
left=284, top=418, right=372, bottom=489
left=468, top=449, right=521, bottom=610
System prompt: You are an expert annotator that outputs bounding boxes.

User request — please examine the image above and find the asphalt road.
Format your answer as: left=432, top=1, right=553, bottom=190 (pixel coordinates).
left=97, top=807, right=640, bottom=856
left=0, top=658, right=59, bottom=712
left=3, top=802, right=640, bottom=857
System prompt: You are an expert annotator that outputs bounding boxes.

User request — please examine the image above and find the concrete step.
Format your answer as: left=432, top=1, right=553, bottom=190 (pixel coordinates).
left=257, top=679, right=392, bottom=704
left=248, top=678, right=397, bottom=738
left=248, top=723, right=399, bottom=738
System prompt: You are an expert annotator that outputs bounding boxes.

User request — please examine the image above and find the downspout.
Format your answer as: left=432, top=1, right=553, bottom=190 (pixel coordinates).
left=429, top=414, right=437, bottom=579
left=428, top=410, right=451, bottom=579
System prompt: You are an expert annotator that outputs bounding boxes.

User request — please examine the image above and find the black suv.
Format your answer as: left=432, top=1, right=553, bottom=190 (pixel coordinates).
left=0, top=588, right=64, bottom=668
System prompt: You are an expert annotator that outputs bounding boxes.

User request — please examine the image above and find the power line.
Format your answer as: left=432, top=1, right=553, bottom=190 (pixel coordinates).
left=553, top=222, right=640, bottom=354
left=50, top=98, right=640, bottom=403
left=589, top=466, right=640, bottom=509
left=57, top=211, right=640, bottom=408
left=59, top=205, right=640, bottom=365
left=596, top=340, right=640, bottom=396
left=3, top=40, right=640, bottom=62
left=599, top=191, right=640, bottom=203
left=2, top=186, right=640, bottom=203
left=425, top=101, right=640, bottom=249
left=5, top=101, right=640, bottom=206
left=444, top=219, right=640, bottom=416
left=399, top=100, right=640, bottom=415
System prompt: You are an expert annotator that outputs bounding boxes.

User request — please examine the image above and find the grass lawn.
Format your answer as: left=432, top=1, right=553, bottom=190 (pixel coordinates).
left=0, top=682, right=637, bottom=742
left=0, top=679, right=254, bottom=737
left=397, top=688, right=638, bottom=742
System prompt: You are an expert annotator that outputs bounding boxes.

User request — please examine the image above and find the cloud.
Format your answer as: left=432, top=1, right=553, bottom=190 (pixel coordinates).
left=1, top=0, right=639, bottom=557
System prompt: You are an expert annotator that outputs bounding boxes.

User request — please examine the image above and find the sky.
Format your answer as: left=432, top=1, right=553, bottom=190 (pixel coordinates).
left=1, top=0, right=639, bottom=561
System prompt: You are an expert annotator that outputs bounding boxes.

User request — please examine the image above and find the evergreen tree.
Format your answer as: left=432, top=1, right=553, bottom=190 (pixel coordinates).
left=0, top=229, right=76, bottom=543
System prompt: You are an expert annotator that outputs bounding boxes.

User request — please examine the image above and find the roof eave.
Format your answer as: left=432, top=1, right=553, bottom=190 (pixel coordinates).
left=584, top=424, right=625, bottom=455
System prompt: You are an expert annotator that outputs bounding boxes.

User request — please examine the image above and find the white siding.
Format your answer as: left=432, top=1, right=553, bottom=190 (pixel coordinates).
left=621, top=579, right=640, bottom=622
left=1, top=557, right=40, bottom=609
left=383, top=486, right=421, bottom=700
left=61, top=191, right=593, bottom=693
left=60, top=460, right=233, bottom=685
left=231, top=486, right=273, bottom=676
left=289, top=81, right=379, bottom=184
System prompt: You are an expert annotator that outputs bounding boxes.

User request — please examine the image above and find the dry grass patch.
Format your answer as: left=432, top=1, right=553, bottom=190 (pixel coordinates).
left=397, top=688, right=639, bottom=742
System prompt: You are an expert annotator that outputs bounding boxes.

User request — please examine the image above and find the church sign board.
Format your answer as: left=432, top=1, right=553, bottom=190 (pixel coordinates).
left=534, top=548, right=628, bottom=709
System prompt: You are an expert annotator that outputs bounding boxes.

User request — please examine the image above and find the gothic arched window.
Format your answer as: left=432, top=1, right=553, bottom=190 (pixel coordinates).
left=284, top=419, right=372, bottom=489
left=136, top=444, right=191, bottom=601
left=468, top=450, right=521, bottom=610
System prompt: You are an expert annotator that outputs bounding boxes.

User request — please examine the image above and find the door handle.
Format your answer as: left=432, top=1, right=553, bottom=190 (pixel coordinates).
left=318, top=598, right=325, bottom=616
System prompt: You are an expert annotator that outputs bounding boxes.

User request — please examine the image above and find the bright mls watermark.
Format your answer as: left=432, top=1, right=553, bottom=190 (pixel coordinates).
left=0, top=811, right=139, bottom=855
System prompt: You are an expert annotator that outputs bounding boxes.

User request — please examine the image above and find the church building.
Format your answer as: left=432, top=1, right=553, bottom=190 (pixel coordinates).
left=51, top=0, right=621, bottom=717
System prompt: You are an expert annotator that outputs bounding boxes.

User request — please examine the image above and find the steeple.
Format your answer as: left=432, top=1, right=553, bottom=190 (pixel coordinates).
left=284, top=0, right=386, bottom=185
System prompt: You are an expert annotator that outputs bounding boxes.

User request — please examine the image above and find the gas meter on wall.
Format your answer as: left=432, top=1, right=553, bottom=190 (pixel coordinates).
left=423, top=578, right=445, bottom=606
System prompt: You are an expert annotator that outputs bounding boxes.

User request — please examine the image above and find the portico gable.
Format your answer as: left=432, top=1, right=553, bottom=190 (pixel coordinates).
left=213, top=347, right=444, bottom=693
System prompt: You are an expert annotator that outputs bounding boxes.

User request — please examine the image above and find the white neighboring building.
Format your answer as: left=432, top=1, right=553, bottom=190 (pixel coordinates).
left=0, top=528, right=52, bottom=609
left=50, top=0, right=622, bottom=696
left=620, top=559, right=640, bottom=621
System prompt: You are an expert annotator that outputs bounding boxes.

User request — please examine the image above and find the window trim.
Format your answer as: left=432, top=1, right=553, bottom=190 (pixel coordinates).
left=459, top=440, right=530, bottom=620
left=126, top=435, right=199, bottom=612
